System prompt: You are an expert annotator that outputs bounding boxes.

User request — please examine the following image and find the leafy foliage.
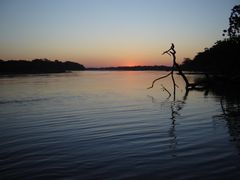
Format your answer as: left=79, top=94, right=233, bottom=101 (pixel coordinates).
left=223, top=4, right=240, bottom=38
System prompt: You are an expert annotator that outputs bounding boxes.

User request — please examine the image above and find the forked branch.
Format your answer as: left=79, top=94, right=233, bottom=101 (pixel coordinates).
left=147, top=71, right=172, bottom=89
left=148, top=43, right=191, bottom=93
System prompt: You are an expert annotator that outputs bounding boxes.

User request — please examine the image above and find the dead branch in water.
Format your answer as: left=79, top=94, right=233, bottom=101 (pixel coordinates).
left=148, top=43, right=197, bottom=97
left=147, top=71, right=172, bottom=89
left=161, top=84, right=171, bottom=98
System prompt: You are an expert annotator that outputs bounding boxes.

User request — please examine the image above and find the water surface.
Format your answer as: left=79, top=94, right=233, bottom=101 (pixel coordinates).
left=0, top=71, right=240, bottom=179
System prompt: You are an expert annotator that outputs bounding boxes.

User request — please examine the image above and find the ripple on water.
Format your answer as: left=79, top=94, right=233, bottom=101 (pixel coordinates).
left=1, top=71, right=240, bottom=179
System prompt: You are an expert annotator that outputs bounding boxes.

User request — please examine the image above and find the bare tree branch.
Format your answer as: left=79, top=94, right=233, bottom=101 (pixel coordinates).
left=148, top=43, right=191, bottom=92
left=147, top=71, right=172, bottom=89
left=161, top=84, right=171, bottom=98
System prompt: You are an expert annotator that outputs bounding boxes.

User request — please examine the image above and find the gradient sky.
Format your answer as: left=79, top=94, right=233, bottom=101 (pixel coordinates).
left=0, top=0, right=238, bottom=67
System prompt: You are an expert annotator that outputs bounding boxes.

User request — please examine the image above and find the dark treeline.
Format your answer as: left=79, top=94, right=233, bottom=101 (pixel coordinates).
left=181, top=37, right=240, bottom=76
left=180, top=37, right=240, bottom=87
left=181, top=4, right=240, bottom=84
left=87, top=65, right=171, bottom=71
left=0, top=59, right=85, bottom=74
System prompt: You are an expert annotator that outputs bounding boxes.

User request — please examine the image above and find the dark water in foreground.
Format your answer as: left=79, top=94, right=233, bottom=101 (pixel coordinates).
left=0, top=71, right=240, bottom=179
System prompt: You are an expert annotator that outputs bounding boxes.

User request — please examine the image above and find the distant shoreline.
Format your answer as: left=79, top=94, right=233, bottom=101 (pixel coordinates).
left=0, top=59, right=207, bottom=75
left=86, top=65, right=172, bottom=71
left=85, top=66, right=206, bottom=75
left=0, top=59, right=85, bottom=74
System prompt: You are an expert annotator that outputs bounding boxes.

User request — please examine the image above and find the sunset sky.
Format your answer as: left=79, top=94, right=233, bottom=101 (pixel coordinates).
left=0, top=0, right=238, bottom=67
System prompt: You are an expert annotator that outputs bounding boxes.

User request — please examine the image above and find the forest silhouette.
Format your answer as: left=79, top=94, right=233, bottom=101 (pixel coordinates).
left=0, top=59, right=85, bottom=74
left=181, top=4, right=240, bottom=82
left=0, top=5, right=239, bottom=77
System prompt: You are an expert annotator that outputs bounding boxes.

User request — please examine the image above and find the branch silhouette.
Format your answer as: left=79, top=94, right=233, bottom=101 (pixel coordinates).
left=148, top=43, right=190, bottom=100
left=148, top=43, right=206, bottom=96
left=147, top=71, right=172, bottom=89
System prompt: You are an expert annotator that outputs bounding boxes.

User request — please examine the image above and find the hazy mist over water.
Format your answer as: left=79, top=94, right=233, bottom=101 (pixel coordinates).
left=1, top=71, right=240, bottom=179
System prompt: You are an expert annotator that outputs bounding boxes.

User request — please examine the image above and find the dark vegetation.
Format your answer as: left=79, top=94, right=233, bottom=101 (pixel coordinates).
left=87, top=65, right=171, bottom=71
left=149, top=4, right=240, bottom=95
left=180, top=4, right=240, bottom=85
left=181, top=37, right=240, bottom=76
left=0, top=59, right=85, bottom=74
left=148, top=5, right=240, bottom=122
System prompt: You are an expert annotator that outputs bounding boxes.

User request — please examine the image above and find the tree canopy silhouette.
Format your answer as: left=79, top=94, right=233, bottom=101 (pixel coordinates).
left=0, top=59, right=85, bottom=74
left=148, top=4, right=240, bottom=98
left=181, top=38, right=240, bottom=75
left=223, top=4, right=240, bottom=38
left=181, top=4, right=240, bottom=78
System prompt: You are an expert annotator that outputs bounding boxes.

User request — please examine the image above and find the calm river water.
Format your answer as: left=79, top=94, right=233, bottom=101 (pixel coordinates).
left=0, top=71, right=240, bottom=179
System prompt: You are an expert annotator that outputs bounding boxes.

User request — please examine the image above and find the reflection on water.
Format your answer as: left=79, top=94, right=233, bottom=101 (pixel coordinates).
left=212, top=87, right=240, bottom=155
left=0, top=71, right=240, bottom=179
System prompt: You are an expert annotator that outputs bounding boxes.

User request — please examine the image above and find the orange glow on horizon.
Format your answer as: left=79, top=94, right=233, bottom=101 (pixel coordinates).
left=73, top=53, right=179, bottom=67
left=122, top=62, right=139, bottom=67
left=76, top=58, right=173, bottom=68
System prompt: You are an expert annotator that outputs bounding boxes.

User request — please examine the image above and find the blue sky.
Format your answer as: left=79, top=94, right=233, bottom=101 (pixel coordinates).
left=0, top=0, right=238, bottom=67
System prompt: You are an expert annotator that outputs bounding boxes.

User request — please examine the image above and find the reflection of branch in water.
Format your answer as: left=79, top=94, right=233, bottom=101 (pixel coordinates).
left=217, top=96, right=240, bottom=153
left=147, top=95, right=171, bottom=108
left=147, top=95, right=158, bottom=104
left=161, top=84, right=171, bottom=99
left=148, top=93, right=186, bottom=157
left=169, top=101, right=177, bottom=156
left=168, top=121, right=177, bottom=157
left=183, top=89, right=189, bottom=101
left=210, top=87, right=240, bottom=154
left=148, top=43, right=240, bottom=156
left=168, top=100, right=185, bottom=157
left=220, top=97, right=227, bottom=116
left=170, top=100, right=185, bottom=120
left=222, top=100, right=240, bottom=117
